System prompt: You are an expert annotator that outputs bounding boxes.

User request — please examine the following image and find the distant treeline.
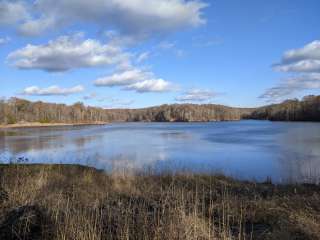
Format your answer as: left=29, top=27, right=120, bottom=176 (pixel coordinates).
left=0, top=98, right=252, bottom=124
left=245, top=95, right=320, bottom=121
left=1, top=95, right=319, bottom=124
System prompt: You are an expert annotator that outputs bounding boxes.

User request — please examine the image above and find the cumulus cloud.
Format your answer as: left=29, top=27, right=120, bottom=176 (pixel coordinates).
left=273, top=40, right=320, bottom=73
left=261, top=40, right=320, bottom=102
left=0, top=1, right=29, bottom=26
left=95, top=69, right=147, bottom=87
left=7, top=34, right=130, bottom=72
left=175, top=88, right=216, bottom=102
left=22, top=85, right=84, bottom=96
left=8, top=31, right=174, bottom=94
left=124, top=79, right=173, bottom=93
left=12, top=0, right=207, bottom=37
left=18, top=17, right=56, bottom=36
left=95, top=68, right=174, bottom=93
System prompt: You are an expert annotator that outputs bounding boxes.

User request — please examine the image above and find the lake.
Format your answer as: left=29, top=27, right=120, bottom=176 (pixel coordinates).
left=1, top=120, right=320, bottom=183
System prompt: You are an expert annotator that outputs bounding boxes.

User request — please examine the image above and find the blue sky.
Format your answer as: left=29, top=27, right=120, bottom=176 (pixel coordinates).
left=0, top=0, right=320, bottom=108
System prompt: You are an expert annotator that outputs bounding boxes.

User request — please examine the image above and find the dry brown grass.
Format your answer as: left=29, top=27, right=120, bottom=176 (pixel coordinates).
left=0, top=164, right=320, bottom=240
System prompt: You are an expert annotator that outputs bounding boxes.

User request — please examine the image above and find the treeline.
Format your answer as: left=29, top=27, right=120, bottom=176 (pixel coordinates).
left=2, top=95, right=319, bottom=124
left=245, top=95, right=320, bottom=121
left=0, top=98, right=111, bottom=124
left=0, top=98, right=252, bottom=124
left=114, top=104, right=252, bottom=122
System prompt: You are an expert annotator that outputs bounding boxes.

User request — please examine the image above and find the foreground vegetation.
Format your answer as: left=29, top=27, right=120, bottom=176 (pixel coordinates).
left=0, top=164, right=320, bottom=240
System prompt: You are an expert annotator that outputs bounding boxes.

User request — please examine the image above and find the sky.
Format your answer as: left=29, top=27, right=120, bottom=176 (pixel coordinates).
left=0, top=0, right=320, bottom=108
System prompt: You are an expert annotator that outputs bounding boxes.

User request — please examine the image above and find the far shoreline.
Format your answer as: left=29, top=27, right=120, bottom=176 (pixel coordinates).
left=0, top=121, right=108, bottom=129
left=0, top=120, right=254, bottom=129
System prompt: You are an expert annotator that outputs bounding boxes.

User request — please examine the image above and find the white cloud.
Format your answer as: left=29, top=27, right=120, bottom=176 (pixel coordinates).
left=261, top=40, right=320, bottom=102
left=281, top=41, right=320, bottom=63
left=22, top=85, right=84, bottom=96
left=95, top=69, right=150, bottom=87
left=156, top=41, right=186, bottom=58
left=136, top=52, right=150, bottom=63
left=273, top=40, right=320, bottom=73
left=124, top=79, right=173, bottom=93
left=158, top=41, right=176, bottom=50
left=7, top=34, right=130, bottom=72
left=274, top=60, right=320, bottom=73
left=259, top=87, right=294, bottom=102
left=176, top=88, right=216, bottom=102
left=103, top=30, right=144, bottom=47
left=0, top=1, right=29, bottom=26
left=0, top=37, right=10, bottom=45
left=83, top=92, right=97, bottom=100
left=18, top=17, right=56, bottom=36
left=14, top=0, right=207, bottom=37
left=260, top=73, right=320, bottom=101
left=95, top=68, right=174, bottom=93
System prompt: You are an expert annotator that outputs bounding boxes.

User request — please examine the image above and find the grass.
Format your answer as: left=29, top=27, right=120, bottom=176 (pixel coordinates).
left=0, top=164, right=320, bottom=240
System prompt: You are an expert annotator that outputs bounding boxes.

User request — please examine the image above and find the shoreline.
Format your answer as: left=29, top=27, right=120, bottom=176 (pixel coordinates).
left=0, top=121, right=108, bottom=129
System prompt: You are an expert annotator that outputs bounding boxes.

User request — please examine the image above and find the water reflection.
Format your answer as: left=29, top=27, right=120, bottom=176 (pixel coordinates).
left=0, top=121, right=320, bottom=183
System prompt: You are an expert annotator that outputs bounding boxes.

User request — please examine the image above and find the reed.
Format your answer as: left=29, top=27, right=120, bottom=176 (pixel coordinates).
left=0, top=164, right=319, bottom=240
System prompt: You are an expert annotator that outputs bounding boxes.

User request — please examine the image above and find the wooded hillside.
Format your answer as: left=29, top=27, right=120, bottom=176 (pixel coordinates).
left=245, top=95, right=320, bottom=121
left=0, top=98, right=252, bottom=124
left=1, top=95, right=319, bottom=125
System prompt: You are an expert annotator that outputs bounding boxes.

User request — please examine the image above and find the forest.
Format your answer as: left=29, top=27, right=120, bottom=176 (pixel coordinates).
left=0, top=98, right=252, bottom=124
left=0, top=95, right=319, bottom=125
left=245, top=95, right=320, bottom=121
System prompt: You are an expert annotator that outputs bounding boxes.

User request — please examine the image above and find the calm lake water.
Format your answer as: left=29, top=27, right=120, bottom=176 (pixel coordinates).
left=1, top=120, right=320, bottom=183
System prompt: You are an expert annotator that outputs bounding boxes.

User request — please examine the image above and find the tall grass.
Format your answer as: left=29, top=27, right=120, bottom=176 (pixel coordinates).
left=0, top=164, right=320, bottom=240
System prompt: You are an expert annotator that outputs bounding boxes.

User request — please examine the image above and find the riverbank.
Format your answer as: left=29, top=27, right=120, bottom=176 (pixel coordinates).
left=0, top=121, right=108, bottom=129
left=0, top=164, right=319, bottom=240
